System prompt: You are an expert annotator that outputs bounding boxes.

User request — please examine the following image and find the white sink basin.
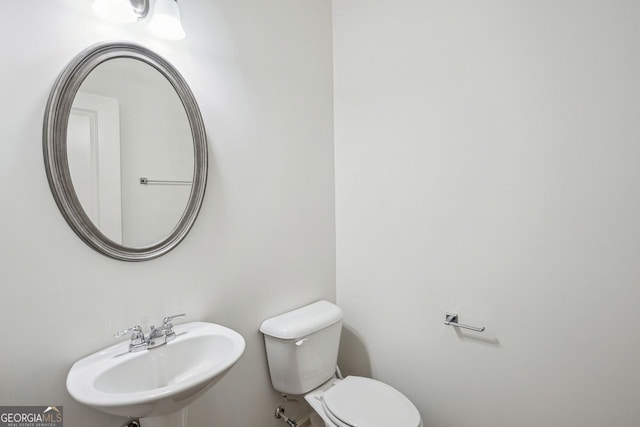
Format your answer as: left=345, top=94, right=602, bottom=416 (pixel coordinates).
left=67, top=322, right=245, bottom=418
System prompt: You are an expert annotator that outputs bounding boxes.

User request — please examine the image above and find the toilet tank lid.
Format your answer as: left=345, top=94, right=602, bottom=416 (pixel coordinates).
left=260, top=300, right=343, bottom=339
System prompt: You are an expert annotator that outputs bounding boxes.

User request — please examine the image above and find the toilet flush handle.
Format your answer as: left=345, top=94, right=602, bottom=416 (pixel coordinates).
left=295, top=338, right=308, bottom=347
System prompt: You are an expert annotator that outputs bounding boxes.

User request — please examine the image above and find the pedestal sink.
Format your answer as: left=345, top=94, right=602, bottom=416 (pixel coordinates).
left=67, top=322, right=245, bottom=427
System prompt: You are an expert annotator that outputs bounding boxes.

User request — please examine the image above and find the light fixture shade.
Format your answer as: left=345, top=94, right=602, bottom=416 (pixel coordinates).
left=92, top=0, right=138, bottom=24
left=149, top=0, right=186, bottom=40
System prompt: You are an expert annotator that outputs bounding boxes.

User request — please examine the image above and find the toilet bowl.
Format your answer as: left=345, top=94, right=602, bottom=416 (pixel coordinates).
left=306, top=376, right=422, bottom=427
left=260, top=300, right=422, bottom=427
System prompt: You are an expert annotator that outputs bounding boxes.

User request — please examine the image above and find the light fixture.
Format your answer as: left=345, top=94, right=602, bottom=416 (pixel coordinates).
left=92, top=0, right=185, bottom=41
left=92, top=0, right=149, bottom=23
left=148, top=0, right=186, bottom=40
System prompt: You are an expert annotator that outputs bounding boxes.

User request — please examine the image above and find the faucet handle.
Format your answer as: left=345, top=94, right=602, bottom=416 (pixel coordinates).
left=162, top=313, right=185, bottom=343
left=163, top=313, right=186, bottom=326
left=114, top=325, right=144, bottom=338
left=114, top=325, right=147, bottom=352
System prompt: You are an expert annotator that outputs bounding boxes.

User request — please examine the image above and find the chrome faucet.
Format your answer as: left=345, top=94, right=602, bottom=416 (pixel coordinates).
left=114, top=313, right=186, bottom=352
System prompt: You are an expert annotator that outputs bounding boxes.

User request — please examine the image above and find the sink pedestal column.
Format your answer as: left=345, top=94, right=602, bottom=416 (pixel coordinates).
left=141, top=408, right=187, bottom=427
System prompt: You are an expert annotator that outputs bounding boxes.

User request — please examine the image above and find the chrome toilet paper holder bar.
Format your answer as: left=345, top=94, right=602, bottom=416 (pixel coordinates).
left=444, top=312, right=485, bottom=332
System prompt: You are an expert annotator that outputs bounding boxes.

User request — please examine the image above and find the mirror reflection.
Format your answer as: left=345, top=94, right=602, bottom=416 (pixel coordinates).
left=67, top=58, right=194, bottom=248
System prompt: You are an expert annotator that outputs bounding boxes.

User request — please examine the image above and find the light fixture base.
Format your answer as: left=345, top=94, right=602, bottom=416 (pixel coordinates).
left=130, top=0, right=149, bottom=20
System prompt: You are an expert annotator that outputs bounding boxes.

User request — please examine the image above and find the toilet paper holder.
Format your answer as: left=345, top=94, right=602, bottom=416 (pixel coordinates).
left=444, top=312, right=485, bottom=332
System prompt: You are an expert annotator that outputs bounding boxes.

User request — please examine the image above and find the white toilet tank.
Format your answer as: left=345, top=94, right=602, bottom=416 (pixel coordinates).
left=260, top=300, right=343, bottom=395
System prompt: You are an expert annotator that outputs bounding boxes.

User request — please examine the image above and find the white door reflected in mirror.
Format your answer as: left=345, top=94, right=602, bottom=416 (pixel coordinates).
left=68, top=92, right=123, bottom=243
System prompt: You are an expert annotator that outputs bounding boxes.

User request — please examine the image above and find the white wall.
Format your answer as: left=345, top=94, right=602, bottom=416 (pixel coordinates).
left=333, top=1, right=640, bottom=426
left=0, top=1, right=334, bottom=426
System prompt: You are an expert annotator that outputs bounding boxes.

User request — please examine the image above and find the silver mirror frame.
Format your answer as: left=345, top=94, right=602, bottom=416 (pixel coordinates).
left=43, top=42, right=208, bottom=261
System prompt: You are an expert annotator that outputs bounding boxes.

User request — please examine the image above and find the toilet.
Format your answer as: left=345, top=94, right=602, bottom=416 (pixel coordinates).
left=260, top=300, right=423, bottom=427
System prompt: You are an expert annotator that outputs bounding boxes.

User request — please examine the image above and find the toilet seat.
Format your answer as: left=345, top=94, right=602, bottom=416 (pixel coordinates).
left=319, top=376, right=421, bottom=427
left=320, top=399, right=352, bottom=427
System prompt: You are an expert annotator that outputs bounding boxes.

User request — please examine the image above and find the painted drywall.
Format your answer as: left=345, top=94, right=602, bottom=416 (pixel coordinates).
left=333, top=1, right=640, bottom=426
left=0, top=1, right=334, bottom=426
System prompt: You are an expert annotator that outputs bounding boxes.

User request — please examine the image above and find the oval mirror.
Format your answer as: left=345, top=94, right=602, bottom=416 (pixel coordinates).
left=43, top=42, right=207, bottom=261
